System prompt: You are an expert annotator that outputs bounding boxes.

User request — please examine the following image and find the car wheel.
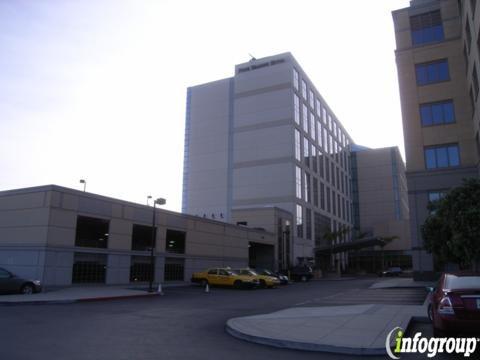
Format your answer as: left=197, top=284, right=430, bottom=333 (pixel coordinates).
left=259, top=280, right=267, bottom=289
left=427, top=304, right=433, bottom=322
left=300, top=275, right=307, bottom=282
left=21, top=284, right=34, bottom=295
left=234, top=280, right=242, bottom=289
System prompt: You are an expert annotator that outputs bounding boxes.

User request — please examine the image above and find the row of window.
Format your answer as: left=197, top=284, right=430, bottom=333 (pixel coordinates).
left=72, top=253, right=184, bottom=283
left=295, top=132, right=351, bottom=197
left=296, top=203, right=350, bottom=241
left=293, top=69, right=350, bottom=148
left=75, top=216, right=186, bottom=254
left=295, top=126, right=350, bottom=177
left=295, top=170, right=351, bottom=221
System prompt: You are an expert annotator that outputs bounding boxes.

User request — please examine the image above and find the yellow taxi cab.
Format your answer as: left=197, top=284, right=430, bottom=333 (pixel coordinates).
left=233, top=268, right=280, bottom=288
left=191, top=267, right=258, bottom=289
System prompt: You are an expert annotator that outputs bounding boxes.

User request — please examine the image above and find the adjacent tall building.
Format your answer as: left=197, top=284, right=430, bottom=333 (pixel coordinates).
left=182, top=53, right=354, bottom=270
left=393, top=0, right=480, bottom=279
left=350, top=146, right=412, bottom=271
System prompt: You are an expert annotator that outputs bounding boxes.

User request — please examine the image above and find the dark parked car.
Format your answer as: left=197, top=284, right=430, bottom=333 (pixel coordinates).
left=379, top=267, right=403, bottom=277
left=290, top=265, right=313, bottom=282
left=0, top=267, right=42, bottom=295
left=427, top=272, right=480, bottom=336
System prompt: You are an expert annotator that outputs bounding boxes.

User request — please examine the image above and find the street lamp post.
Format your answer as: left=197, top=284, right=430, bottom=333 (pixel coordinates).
left=149, top=197, right=166, bottom=293
left=79, top=179, right=86, bottom=192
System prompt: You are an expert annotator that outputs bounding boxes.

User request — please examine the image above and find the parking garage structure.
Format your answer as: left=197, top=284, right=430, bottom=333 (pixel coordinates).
left=0, top=185, right=275, bottom=287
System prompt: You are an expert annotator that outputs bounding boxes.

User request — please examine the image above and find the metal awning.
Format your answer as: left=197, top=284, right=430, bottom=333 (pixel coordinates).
left=315, top=237, right=387, bottom=254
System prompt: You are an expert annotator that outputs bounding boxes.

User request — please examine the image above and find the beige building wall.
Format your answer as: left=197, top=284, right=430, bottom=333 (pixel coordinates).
left=0, top=185, right=275, bottom=286
left=393, top=0, right=479, bottom=278
left=354, top=147, right=410, bottom=252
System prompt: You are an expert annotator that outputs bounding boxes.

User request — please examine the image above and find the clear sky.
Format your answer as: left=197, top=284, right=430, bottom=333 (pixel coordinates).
left=0, top=0, right=411, bottom=212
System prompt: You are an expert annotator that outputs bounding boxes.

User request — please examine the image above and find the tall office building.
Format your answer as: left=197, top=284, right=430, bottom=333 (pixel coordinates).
left=182, top=53, right=354, bottom=269
left=393, top=0, right=480, bottom=279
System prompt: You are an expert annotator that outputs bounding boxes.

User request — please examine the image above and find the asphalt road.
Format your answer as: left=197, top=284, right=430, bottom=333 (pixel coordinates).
left=0, top=278, right=439, bottom=360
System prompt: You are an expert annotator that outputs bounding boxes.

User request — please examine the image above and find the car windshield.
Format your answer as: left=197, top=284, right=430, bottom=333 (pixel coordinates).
left=445, top=275, right=480, bottom=290
left=235, top=269, right=257, bottom=276
left=260, top=269, right=274, bottom=276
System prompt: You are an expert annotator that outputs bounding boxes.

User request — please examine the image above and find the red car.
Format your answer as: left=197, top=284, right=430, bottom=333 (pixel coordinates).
left=428, top=272, right=480, bottom=336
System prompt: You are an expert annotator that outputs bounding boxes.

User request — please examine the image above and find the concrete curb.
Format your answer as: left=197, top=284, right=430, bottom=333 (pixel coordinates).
left=225, top=320, right=387, bottom=356
left=0, top=292, right=161, bottom=306
left=225, top=309, right=430, bottom=355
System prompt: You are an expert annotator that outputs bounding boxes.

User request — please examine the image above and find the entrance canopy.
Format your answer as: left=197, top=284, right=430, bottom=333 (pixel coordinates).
left=315, top=237, right=387, bottom=254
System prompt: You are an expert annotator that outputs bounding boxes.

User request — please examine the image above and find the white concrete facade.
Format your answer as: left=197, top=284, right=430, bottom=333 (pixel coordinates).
left=183, top=53, right=354, bottom=268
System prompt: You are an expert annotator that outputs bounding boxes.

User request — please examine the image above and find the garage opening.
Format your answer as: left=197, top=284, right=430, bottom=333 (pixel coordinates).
left=72, top=253, right=107, bottom=283
left=164, top=258, right=184, bottom=281
left=130, top=255, right=153, bottom=282
left=248, top=242, right=274, bottom=270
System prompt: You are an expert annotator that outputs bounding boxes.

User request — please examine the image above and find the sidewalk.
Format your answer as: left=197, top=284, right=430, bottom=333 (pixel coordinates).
left=226, top=303, right=428, bottom=355
left=226, top=278, right=433, bottom=355
left=0, top=283, right=189, bottom=305
left=369, top=277, right=434, bottom=289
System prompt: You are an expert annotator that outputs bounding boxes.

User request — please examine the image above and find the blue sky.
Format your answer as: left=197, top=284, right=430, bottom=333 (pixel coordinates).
left=0, top=0, right=411, bottom=211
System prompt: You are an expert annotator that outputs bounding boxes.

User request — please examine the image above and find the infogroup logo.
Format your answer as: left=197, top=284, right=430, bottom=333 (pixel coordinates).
left=385, top=327, right=479, bottom=359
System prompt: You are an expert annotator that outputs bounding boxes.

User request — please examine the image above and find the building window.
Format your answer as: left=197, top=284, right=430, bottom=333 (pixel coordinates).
left=332, top=190, right=336, bottom=216
left=295, top=129, right=301, bottom=161
left=75, top=216, right=109, bottom=248
left=319, top=153, right=324, bottom=178
left=301, top=80, right=307, bottom=99
left=466, top=20, right=472, bottom=53
left=72, top=253, right=107, bottom=283
left=428, top=191, right=447, bottom=203
left=296, top=204, right=303, bottom=238
left=304, top=172, right=311, bottom=203
left=164, top=258, right=185, bottom=282
left=415, top=59, right=449, bottom=85
left=310, top=113, right=316, bottom=141
left=326, top=187, right=331, bottom=213
left=316, top=98, right=321, bottom=117
left=317, top=121, right=322, bottom=148
left=132, top=224, right=156, bottom=251
left=420, top=100, right=455, bottom=126
left=410, top=10, right=444, bottom=45
left=331, top=162, right=335, bottom=187
left=311, top=145, right=317, bottom=173
left=424, top=144, right=460, bottom=169
left=325, top=157, right=330, bottom=182
left=305, top=208, right=312, bottom=240
left=322, top=108, right=327, bottom=125
left=296, top=166, right=302, bottom=199
left=309, top=90, right=314, bottom=109
left=293, top=68, right=299, bottom=90
left=473, top=65, right=479, bottom=99
left=130, top=256, right=153, bottom=282
left=165, top=229, right=186, bottom=254
left=428, top=191, right=447, bottom=214
left=302, top=105, right=309, bottom=133
left=322, top=127, right=328, bottom=153
left=320, top=182, right=325, bottom=210
left=313, top=178, right=319, bottom=207
left=294, top=94, right=300, bottom=124
left=304, top=137, right=310, bottom=167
